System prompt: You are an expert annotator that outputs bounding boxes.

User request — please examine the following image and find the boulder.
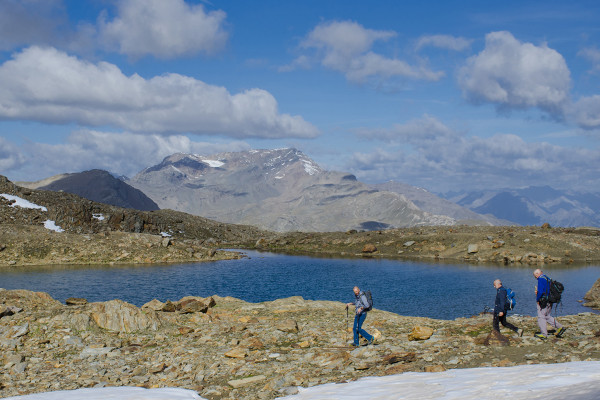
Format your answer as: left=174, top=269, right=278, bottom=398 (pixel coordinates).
left=0, top=305, right=22, bottom=319
left=408, top=326, right=434, bottom=341
left=467, top=244, right=479, bottom=254
left=178, top=299, right=208, bottom=314
left=90, top=300, right=161, bottom=333
left=228, top=375, right=266, bottom=388
left=584, top=278, right=600, bottom=309
left=65, top=297, right=88, bottom=306
left=276, top=319, right=299, bottom=333
left=161, top=300, right=177, bottom=312
left=362, top=244, right=377, bottom=253
left=224, top=347, right=247, bottom=359
left=142, top=299, right=165, bottom=311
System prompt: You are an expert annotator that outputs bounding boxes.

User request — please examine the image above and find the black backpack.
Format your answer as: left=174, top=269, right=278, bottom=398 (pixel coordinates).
left=545, top=276, right=564, bottom=304
left=363, top=290, right=373, bottom=311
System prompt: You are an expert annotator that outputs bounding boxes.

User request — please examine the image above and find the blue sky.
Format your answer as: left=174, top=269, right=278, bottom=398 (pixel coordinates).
left=1, top=0, right=599, bottom=193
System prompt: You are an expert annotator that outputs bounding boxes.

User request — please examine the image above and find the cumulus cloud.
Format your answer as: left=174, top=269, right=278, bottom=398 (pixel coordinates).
left=98, top=0, right=228, bottom=59
left=16, top=130, right=251, bottom=179
left=286, top=21, right=444, bottom=84
left=351, top=116, right=600, bottom=191
left=458, top=31, right=571, bottom=116
left=415, top=35, right=472, bottom=51
left=0, top=46, right=318, bottom=139
left=571, top=95, right=600, bottom=129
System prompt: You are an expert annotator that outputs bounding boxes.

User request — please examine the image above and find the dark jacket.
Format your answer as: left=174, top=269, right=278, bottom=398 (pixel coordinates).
left=494, top=286, right=508, bottom=314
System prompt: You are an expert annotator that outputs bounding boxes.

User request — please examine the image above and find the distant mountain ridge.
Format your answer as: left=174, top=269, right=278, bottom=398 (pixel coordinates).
left=371, top=181, right=512, bottom=226
left=127, top=148, right=465, bottom=232
left=18, top=169, right=159, bottom=211
left=446, top=186, right=600, bottom=227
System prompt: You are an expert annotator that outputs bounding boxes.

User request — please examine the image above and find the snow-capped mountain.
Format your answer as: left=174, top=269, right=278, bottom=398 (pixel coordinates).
left=128, top=148, right=458, bottom=232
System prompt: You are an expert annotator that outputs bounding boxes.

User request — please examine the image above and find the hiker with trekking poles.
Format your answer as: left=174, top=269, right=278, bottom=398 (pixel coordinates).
left=346, top=286, right=374, bottom=347
left=492, top=279, right=523, bottom=337
left=533, top=268, right=567, bottom=340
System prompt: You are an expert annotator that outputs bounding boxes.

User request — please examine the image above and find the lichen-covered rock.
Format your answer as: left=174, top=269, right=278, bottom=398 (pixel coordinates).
left=408, top=326, right=434, bottom=341
left=90, top=299, right=160, bottom=332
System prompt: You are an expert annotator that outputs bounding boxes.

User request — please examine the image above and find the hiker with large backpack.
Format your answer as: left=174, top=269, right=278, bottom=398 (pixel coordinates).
left=492, top=279, right=523, bottom=337
left=345, top=286, right=374, bottom=347
left=533, top=268, right=567, bottom=340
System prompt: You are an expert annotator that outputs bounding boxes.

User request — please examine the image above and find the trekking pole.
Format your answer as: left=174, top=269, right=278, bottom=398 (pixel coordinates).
left=345, top=306, right=349, bottom=343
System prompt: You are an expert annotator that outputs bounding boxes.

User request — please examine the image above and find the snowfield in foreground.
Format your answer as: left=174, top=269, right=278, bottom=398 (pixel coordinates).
left=5, top=361, right=600, bottom=400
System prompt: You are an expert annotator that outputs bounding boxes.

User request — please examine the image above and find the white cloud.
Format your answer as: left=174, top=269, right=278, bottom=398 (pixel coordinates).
left=571, top=95, right=600, bottom=129
left=19, top=130, right=251, bottom=179
left=351, top=116, right=600, bottom=191
left=290, top=21, right=444, bottom=84
left=98, top=0, right=228, bottom=59
left=0, top=137, right=26, bottom=172
left=458, top=31, right=571, bottom=116
left=358, top=114, right=457, bottom=143
left=415, top=35, right=472, bottom=51
left=0, top=46, right=319, bottom=139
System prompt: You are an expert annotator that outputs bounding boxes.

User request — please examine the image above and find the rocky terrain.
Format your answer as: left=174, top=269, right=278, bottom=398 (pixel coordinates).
left=256, top=224, right=600, bottom=265
left=3, top=171, right=600, bottom=267
left=2, top=174, right=600, bottom=399
left=1, top=289, right=599, bottom=399
left=1, top=175, right=266, bottom=266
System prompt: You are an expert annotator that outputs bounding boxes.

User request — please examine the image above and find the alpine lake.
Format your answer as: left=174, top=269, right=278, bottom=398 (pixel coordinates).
left=1, top=250, right=598, bottom=319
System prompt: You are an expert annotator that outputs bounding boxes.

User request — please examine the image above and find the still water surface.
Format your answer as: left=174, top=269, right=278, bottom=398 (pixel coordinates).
left=1, top=250, right=598, bottom=319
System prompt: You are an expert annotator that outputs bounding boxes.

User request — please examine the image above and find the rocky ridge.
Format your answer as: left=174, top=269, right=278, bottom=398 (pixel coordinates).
left=0, top=175, right=266, bottom=266
left=1, top=289, right=599, bottom=399
left=17, top=169, right=160, bottom=212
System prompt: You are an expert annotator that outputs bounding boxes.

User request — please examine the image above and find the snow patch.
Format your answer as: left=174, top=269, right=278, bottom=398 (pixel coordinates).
left=44, top=220, right=64, bottom=233
left=170, top=165, right=184, bottom=175
left=6, top=362, right=600, bottom=400
left=202, top=159, right=224, bottom=168
left=3, top=386, right=202, bottom=399
left=302, top=160, right=319, bottom=175
left=160, top=232, right=172, bottom=237
left=92, top=213, right=105, bottom=221
left=1, top=194, right=47, bottom=211
left=279, top=361, right=600, bottom=400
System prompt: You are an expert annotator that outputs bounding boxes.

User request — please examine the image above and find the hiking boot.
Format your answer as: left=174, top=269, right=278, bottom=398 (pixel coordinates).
left=517, top=328, right=524, bottom=337
left=366, top=337, right=375, bottom=346
left=534, top=333, right=547, bottom=340
left=556, top=327, right=567, bottom=338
